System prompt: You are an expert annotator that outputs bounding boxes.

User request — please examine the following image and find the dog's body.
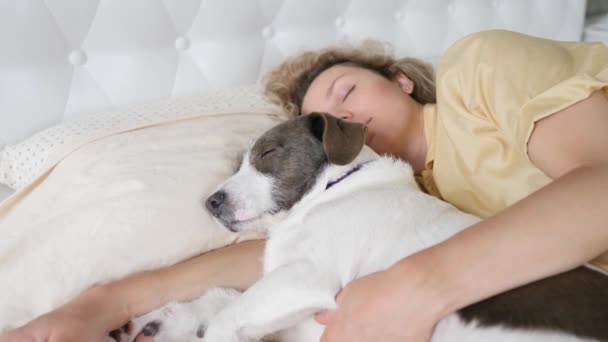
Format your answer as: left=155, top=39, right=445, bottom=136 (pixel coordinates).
left=119, top=113, right=608, bottom=342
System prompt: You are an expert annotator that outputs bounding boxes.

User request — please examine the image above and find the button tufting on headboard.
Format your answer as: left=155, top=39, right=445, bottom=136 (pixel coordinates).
left=0, top=0, right=587, bottom=144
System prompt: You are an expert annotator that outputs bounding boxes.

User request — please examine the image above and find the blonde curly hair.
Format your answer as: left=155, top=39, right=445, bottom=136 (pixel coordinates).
left=263, top=41, right=436, bottom=117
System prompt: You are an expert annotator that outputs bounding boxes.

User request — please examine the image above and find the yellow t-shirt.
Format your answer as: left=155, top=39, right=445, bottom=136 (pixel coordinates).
left=420, top=30, right=608, bottom=272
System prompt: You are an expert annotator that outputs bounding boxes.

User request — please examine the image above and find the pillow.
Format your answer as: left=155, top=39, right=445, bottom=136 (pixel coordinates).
left=0, top=85, right=274, bottom=191
left=0, top=112, right=285, bottom=331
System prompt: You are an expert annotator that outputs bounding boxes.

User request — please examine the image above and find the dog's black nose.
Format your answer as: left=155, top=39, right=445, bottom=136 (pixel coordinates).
left=206, top=190, right=227, bottom=214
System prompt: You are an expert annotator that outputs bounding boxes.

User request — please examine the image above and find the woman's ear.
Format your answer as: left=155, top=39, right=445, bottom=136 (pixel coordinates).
left=393, top=71, right=415, bottom=95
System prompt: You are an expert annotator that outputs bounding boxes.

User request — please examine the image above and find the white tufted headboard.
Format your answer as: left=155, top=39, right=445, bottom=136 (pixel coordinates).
left=0, top=0, right=587, bottom=146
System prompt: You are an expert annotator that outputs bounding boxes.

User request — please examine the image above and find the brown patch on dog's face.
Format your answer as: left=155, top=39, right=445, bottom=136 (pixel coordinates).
left=249, top=116, right=326, bottom=211
left=205, top=112, right=368, bottom=231
left=249, top=112, right=367, bottom=211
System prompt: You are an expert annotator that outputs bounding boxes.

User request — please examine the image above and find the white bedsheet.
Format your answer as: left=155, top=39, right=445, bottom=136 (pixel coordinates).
left=0, top=112, right=283, bottom=331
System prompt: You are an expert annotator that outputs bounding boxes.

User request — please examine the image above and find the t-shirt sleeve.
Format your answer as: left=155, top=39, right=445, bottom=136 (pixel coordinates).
left=436, top=30, right=608, bottom=157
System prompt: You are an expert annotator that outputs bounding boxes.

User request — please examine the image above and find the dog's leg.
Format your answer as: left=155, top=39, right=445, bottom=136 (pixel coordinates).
left=202, top=261, right=337, bottom=342
left=116, top=288, right=241, bottom=342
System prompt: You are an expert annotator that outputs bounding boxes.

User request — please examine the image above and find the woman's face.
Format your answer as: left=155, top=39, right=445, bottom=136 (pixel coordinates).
left=301, top=64, right=422, bottom=157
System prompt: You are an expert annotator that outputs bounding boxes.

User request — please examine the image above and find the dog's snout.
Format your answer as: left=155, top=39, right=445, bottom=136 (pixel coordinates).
left=206, top=191, right=227, bottom=214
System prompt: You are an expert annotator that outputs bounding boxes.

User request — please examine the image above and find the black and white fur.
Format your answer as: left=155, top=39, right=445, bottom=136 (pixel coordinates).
left=117, top=113, right=608, bottom=342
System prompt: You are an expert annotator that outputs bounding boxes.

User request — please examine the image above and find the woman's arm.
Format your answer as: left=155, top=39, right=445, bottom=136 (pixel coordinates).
left=318, top=91, right=608, bottom=342
left=409, top=163, right=608, bottom=319
left=318, top=165, right=608, bottom=342
left=0, top=239, right=264, bottom=342
left=108, top=239, right=265, bottom=324
left=424, top=90, right=608, bottom=317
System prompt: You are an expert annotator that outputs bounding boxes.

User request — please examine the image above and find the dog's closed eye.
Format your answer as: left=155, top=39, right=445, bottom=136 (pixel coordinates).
left=261, top=148, right=276, bottom=159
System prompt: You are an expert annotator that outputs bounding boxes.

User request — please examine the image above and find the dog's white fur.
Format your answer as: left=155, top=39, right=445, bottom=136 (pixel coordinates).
left=210, top=151, right=287, bottom=235
left=125, top=149, right=594, bottom=342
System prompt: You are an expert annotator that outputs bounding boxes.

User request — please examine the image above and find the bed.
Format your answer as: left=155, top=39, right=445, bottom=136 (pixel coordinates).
left=0, top=0, right=592, bottom=331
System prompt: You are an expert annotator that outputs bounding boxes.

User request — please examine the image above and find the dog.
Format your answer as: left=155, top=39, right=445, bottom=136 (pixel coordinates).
left=115, top=112, right=608, bottom=342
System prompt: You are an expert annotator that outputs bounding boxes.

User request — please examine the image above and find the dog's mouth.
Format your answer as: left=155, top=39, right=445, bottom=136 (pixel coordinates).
left=222, top=206, right=282, bottom=232
left=226, top=216, right=261, bottom=232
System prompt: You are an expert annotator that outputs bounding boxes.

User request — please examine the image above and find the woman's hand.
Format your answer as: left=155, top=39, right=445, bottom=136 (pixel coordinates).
left=316, top=254, right=447, bottom=342
left=0, top=309, right=105, bottom=342
left=0, top=240, right=266, bottom=342
left=0, top=287, right=126, bottom=342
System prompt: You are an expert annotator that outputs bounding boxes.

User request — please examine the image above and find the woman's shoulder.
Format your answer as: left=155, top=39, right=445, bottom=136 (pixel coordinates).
left=443, top=30, right=531, bottom=57
left=438, top=30, right=529, bottom=73
left=451, top=29, right=528, bottom=45
left=437, top=29, right=608, bottom=86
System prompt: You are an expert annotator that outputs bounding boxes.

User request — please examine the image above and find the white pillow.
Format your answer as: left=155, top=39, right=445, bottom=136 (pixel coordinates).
left=0, top=85, right=275, bottom=190
left=0, top=112, right=285, bottom=330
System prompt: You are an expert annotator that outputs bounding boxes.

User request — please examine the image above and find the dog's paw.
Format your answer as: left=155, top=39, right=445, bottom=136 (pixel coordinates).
left=114, top=287, right=241, bottom=342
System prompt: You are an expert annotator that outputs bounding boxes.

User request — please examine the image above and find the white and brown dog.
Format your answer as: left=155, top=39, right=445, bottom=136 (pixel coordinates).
left=115, top=113, right=608, bottom=342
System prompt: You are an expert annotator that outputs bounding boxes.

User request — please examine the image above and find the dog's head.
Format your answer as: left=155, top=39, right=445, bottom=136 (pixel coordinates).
left=205, top=112, right=367, bottom=233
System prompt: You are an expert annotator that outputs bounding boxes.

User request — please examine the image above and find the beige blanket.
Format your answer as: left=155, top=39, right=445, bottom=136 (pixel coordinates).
left=0, top=112, right=285, bottom=330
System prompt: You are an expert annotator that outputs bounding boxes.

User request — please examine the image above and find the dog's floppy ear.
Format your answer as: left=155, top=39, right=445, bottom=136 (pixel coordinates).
left=307, top=112, right=367, bottom=165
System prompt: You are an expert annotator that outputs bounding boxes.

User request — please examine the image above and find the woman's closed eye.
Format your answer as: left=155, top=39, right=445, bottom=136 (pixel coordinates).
left=343, top=84, right=356, bottom=102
